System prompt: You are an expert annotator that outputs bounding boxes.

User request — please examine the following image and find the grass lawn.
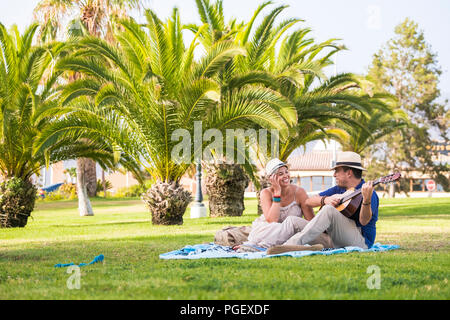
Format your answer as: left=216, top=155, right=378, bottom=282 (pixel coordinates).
left=0, top=196, right=449, bottom=300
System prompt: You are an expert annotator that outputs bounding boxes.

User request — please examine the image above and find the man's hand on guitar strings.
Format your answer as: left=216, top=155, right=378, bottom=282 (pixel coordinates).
left=324, top=194, right=341, bottom=207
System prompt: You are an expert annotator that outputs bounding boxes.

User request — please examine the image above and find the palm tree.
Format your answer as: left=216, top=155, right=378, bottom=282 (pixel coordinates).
left=190, top=0, right=325, bottom=217
left=185, top=0, right=242, bottom=49
left=331, top=108, right=408, bottom=155
left=0, top=23, right=136, bottom=227
left=190, top=1, right=373, bottom=214
left=33, top=0, right=141, bottom=41
left=33, top=0, right=141, bottom=199
left=55, top=9, right=294, bottom=224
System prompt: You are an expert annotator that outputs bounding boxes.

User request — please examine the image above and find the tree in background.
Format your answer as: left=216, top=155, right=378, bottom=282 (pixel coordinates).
left=190, top=1, right=402, bottom=214
left=0, top=23, right=134, bottom=226
left=33, top=0, right=141, bottom=200
left=330, top=96, right=408, bottom=155
left=55, top=9, right=293, bottom=224
left=367, top=18, right=449, bottom=195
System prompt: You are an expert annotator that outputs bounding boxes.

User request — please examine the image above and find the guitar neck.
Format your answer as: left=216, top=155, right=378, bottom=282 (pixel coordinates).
left=339, top=179, right=381, bottom=203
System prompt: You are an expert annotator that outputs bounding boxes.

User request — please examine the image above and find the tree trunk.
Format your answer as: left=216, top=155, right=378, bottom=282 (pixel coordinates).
left=141, top=181, right=192, bottom=225
left=388, top=182, right=396, bottom=198
left=204, top=163, right=249, bottom=217
left=84, top=158, right=97, bottom=197
left=77, top=158, right=94, bottom=216
left=102, top=169, right=107, bottom=198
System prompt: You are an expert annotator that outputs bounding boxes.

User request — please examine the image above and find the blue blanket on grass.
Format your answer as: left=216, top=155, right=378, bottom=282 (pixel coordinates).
left=159, top=243, right=399, bottom=260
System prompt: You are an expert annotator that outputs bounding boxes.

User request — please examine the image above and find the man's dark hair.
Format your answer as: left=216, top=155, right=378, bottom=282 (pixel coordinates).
left=342, top=166, right=362, bottom=179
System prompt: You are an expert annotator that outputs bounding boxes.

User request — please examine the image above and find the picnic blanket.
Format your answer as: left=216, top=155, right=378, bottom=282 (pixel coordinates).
left=159, top=243, right=400, bottom=260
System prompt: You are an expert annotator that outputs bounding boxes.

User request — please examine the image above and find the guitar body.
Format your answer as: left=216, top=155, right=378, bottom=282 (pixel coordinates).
left=339, top=193, right=363, bottom=218
left=330, top=172, right=400, bottom=219
left=335, top=188, right=363, bottom=218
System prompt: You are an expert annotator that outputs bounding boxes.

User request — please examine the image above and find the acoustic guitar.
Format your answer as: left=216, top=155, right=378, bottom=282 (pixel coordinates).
left=335, top=173, right=401, bottom=218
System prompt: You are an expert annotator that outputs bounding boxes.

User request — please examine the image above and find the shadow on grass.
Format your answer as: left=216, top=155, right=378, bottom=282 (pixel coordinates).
left=50, top=220, right=152, bottom=228
left=35, top=199, right=143, bottom=211
left=202, top=219, right=256, bottom=225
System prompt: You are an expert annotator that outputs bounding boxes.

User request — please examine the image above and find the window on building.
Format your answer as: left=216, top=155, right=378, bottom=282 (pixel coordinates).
left=324, top=177, right=333, bottom=190
left=312, top=176, right=323, bottom=191
left=300, top=177, right=311, bottom=192
left=412, top=179, right=424, bottom=191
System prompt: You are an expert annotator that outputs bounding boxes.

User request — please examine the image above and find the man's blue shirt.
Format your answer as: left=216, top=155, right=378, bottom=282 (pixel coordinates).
left=318, top=179, right=378, bottom=248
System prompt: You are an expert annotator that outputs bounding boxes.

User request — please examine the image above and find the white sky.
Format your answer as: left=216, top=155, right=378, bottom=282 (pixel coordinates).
left=1, top=0, right=449, bottom=99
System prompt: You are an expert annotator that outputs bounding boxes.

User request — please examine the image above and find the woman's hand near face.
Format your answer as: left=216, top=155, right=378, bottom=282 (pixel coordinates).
left=269, top=174, right=281, bottom=195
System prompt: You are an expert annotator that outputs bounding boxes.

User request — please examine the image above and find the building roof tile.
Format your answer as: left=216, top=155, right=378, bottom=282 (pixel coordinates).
left=287, top=151, right=334, bottom=171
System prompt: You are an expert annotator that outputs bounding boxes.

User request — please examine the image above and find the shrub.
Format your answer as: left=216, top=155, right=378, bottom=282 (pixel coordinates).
left=39, top=183, right=77, bottom=201
left=96, top=179, right=113, bottom=193
left=114, top=180, right=154, bottom=198
left=0, top=177, right=37, bottom=228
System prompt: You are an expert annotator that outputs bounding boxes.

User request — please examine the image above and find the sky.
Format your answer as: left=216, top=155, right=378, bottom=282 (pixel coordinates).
left=0, top=0, right=449, bottom=100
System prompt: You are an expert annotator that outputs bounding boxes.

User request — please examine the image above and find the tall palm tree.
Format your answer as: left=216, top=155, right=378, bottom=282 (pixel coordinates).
left=34, top=0, right=141, bottom=41
left=55, top=9, right=294, bottom=224
left=0, top=23, right=135, bottom=227
left=33, top=0, right=141, bottom=199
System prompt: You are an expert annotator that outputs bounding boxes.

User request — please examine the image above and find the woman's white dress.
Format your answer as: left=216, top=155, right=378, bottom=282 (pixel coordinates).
left=245, top=200, right=308, bottom=248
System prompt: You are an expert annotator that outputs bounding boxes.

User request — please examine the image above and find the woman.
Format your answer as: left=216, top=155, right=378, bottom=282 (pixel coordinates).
left=237, top=159, right=332, bottom=252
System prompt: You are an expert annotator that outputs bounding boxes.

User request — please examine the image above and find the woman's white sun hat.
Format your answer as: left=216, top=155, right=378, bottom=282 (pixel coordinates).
left=265, top=158, right=288, bottom=176
left=331, top=151, right=366, bottom=171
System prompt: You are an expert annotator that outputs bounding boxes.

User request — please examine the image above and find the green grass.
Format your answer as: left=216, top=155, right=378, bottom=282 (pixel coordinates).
left=0, top=197, right=449, bottom=300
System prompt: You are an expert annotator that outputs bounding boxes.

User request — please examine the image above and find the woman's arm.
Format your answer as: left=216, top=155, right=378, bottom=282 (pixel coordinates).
left=296, top=187, right=315, bottom=221
left=305, top=195, right=322, bottom=208
left=260, top=188, right=281, bottom=223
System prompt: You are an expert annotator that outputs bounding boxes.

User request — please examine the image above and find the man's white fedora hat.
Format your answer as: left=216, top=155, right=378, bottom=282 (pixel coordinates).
left=331, top=151, right=366, bottom=171
left=265, top=158, right=288, bottom=176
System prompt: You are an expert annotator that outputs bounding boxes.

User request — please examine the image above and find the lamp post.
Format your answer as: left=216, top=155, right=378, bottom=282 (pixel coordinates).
left=190, top=162, right=207, bottom=218
left=331, top=140, right=337, bottom=186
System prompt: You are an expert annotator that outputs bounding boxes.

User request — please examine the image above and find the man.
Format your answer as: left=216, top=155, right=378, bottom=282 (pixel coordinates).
left=281, top=151, right=379, bottom=250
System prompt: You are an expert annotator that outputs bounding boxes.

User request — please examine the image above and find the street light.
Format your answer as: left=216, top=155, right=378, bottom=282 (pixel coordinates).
left=190, top=162, right=207, bottom=218
left=331, top=140, right=337, bottom=186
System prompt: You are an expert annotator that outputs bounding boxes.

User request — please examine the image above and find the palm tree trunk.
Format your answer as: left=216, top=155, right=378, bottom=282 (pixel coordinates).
left=102, top=169, right=107, bottom=198
left=388, top=182, right=396, bottom=198
left=84, top=158, right=97, bottom=197
left=204, top=163, right=249, bottom=217
left=141, top=181, right=192, bottom=225
left=77, top=158, right=94, bottom=216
